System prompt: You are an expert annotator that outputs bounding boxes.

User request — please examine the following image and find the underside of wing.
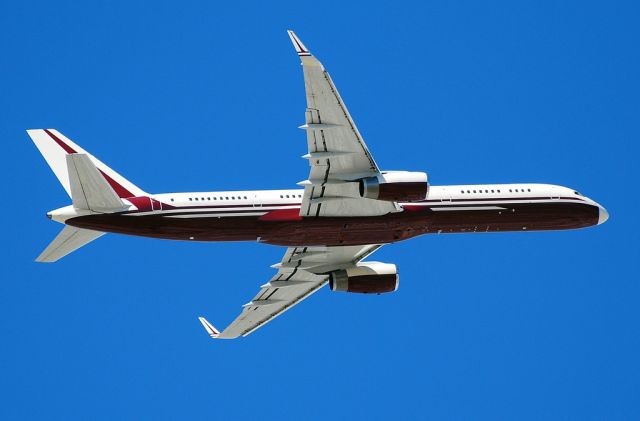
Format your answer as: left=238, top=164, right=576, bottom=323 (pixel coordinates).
left=200, top=244, right=382, bottom=339
left=288, top=31, right=400, bottom=217
left=214, top=267, right=327, bottom=339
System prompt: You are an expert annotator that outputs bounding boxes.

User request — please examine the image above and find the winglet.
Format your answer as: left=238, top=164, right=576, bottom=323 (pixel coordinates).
left=287, top=30, right=311, bottom=56
left=198, top=316, right=220, bottom=339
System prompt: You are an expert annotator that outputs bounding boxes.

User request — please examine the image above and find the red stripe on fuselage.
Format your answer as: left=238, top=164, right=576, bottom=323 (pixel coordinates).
left=259, top=208, right=303, bottom=221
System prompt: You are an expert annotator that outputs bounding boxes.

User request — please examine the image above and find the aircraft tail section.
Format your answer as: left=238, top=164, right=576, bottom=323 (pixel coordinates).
left=28, top=129, right=141, bottom=262
left=36, top=226, right=105, bottom=263
left=67, top=154, right=128, bottom=212
left=27, top=129, right=146, bottom=199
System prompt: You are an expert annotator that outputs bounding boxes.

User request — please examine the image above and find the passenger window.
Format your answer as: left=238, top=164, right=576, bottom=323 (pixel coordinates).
left=473, top=190, right=477, bottom=193
left=491, top=190, right=495, bottom=193
left=189, top=198, right=193, bottom=201
left=280, top=195, right=283, bottom=198
left=528, top=189, right=531, bottom=192
left=225, top=197, right=229, bottom=200
left=171, top=198, right=174, bottom=202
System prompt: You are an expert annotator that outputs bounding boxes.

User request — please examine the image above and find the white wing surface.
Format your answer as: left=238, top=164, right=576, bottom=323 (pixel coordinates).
left=36, top=226, right=105, bottom=263
left=200, top=244, right=381, bottom=339
left=288, top=31, right=400, bottom=217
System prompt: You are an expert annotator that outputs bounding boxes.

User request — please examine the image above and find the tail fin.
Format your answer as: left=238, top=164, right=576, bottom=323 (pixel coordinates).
left=36, top=226, right=105, bottom=262
left=27, top=129, right=146, bottom=198
left=34, top=154, right=124, bottom=262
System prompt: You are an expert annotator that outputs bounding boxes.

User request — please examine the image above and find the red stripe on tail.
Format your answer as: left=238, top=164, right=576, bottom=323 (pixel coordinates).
left=44, top=129, right=77, bottom=154
left=43, top=129, right=134, bottom=198
left=97, top=170, right=134, bottom=198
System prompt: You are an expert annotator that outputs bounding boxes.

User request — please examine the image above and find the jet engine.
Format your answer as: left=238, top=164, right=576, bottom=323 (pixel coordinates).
left=359, top=171, right=429, bottom=202
left=329, top=262, right=399, bottom=294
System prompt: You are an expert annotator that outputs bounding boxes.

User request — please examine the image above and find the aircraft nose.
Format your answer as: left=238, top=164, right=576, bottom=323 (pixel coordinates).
left=597, top=205, right=609, bottom=225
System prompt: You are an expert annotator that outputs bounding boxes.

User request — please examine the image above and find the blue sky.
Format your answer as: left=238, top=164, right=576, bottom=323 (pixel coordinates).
left=1, top=1, right=638, bottom=419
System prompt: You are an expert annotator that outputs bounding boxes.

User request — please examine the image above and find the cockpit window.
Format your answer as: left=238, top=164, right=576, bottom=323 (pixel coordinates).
left=574, top=191, right=583, bottom=196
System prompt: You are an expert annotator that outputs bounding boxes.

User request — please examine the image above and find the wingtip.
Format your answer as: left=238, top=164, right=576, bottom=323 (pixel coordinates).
left=287, top=30, right=311, bottom=56
left=198, top=316, right=220, bottom=338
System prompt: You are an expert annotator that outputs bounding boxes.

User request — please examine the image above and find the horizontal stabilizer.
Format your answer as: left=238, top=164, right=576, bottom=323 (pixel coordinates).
left=36, top=226, right=105, bottom=263
left=67, top=154, right=128, bottom=212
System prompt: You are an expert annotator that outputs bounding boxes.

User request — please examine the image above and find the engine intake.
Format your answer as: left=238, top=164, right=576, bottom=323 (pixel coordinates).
left=329, top=262, right=399, bottom=294
left=359, top=171, right=428, bottom=202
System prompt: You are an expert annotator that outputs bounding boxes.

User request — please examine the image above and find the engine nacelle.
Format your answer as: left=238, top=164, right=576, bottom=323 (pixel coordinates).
left=329, top=262, right=399, bottom=294
left=359, top=171, right=429, bottom=202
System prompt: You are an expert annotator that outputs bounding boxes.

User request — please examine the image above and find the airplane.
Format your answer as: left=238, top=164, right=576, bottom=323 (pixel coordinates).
left=28, top=31, right=609, bottom=339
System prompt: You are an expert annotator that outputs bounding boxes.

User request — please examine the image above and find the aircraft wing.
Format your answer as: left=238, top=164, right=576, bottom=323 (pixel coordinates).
left=288, top=31, right=400, bottom=217
left=199, top=244, right=381, bottom=339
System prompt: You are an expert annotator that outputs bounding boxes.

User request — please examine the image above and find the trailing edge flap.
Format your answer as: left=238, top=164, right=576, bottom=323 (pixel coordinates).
left=36, top=226, right=105, bottom=263
left=66, top=154, right=127, bottom=212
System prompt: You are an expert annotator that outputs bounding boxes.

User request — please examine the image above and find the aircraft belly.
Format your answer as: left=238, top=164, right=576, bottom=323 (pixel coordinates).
left=64, top=202, right=599, bottom=246
left=425, top=201, right=599, bottom=235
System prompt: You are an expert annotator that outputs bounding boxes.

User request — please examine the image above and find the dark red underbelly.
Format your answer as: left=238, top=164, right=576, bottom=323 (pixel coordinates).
left=66, top=202, right=599, bottom=246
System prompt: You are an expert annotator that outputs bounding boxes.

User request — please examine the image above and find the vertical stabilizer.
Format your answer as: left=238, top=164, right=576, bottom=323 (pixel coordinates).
left=27, top=129, right=146, bottom=198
